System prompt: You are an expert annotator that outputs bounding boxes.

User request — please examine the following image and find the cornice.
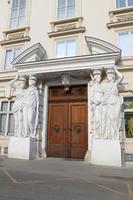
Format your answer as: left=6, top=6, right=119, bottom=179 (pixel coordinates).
left=13, top=53, right=119, bottom=75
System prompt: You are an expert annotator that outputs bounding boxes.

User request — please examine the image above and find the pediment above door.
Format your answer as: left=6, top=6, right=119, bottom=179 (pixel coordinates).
left=12, top=43, right=47, bottom=65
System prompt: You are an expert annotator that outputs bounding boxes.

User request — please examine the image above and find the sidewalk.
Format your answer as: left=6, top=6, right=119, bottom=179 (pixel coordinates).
left=1, top=156, right=133, bottom=181
left=0, top=156, right=133, bottom=200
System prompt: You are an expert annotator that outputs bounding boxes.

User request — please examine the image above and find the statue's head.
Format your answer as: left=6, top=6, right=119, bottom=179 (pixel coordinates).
left=29, top=75, right=37, bottom=86
left=19, top=76, right=26, bottom=89
left=106, top=68, right=115, bottom=82
left=93, top=69, right=102, bottom=83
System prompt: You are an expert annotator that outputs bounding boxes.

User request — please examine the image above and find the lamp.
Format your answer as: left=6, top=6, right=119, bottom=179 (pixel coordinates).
left=61, top=74, right=70, bottom=92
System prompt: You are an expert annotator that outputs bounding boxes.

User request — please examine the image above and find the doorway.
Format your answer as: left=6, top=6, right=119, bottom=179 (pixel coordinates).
left=47, top=85, right=88, bottom=159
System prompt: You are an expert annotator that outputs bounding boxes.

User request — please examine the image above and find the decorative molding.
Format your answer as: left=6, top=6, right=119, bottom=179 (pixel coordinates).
left=0, top=70, right=17, bottom=81
left=117, top=13, right=133, bottom=22
left=50, top=17, right=83, bottom=26
left=0, top=27, right=31, bottom=46
left=49, top=85, right=87, bottom=101
left=85, top=36, right=121, bottom=55
left=12, top=43, right=47, bottom=64
left=109, top=7, right=133, bottom=15
left=13, top=53, right=119, bottom=76
left=48, top=27, right=85, bottom=38
left=107, top=20, right=133, bottom=29
left=48, top=17, right=85, bottom=38
left=107, top=8, right=133, bottom=29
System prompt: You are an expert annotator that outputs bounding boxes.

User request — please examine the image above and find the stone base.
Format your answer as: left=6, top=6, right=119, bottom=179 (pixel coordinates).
left=91, top=139, right=122, bottom=167
left=8, top=137, right=37, bottom=160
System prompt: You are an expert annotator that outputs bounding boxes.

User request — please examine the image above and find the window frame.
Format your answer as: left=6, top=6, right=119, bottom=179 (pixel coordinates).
left=117, top=29, right=133, bottom=57
left=56, top=0, right=75, bottom=20
left=116, top=0, right=133, bottom=8
left=0, top=101, right=15, bottom=136
left=9, top=0, right=28, bottom=29
left=4, top=46, right=23, bottom=71
left=55, top=37, right=77, bottom=58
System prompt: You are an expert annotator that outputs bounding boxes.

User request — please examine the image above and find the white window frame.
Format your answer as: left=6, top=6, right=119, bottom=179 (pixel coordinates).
left=116, top=0, right=133, bottom=8
left=9, top=0, right=27, bottom=29
left=4, top=46, right=23, bottom=70
left=0, top=101, right=14, bottom=136
left=56, top=0, right=75, bottom=20
left=117, top=29, right=133, bottom=57
left=55, top=37, right=77, bottom=58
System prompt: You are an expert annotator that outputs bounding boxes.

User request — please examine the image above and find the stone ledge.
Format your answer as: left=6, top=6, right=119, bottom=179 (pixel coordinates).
left=50, top=17, right=83, bottom=26
left=107, top=20, right=133, bottom=29
left=48, top=27, right=86, bottom=38
left=109, top=7, right=133, bottom=15
left=0, top=26, right=30, bottom=46
left=0, top=36, right=31, bottom=46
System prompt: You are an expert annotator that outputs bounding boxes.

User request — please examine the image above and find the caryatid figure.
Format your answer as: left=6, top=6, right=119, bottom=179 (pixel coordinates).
left=103, top=67, right=124, bottom=139
left=10, top=75, right=27, bottom=137
left=23, top=75, right=39, bottom=137
left=90, top=69, right=104, bottom=138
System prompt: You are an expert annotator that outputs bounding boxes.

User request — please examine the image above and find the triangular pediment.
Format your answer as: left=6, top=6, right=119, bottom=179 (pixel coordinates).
left=85, top=36, right=121, bottom=55
left=12, top=43, right=47, bottom=64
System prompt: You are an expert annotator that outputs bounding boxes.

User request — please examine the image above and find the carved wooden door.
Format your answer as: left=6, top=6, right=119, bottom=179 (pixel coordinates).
left=47, top=86, right=88, bottom=159
left=47, top=103, right=68, bottom=157
left=68, top=102, right=88, bottom=159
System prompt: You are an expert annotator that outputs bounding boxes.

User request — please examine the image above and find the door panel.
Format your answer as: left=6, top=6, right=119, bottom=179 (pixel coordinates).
left=47, top=103, right=67, bottom=157
left=69, top=103, right=88, bottom=159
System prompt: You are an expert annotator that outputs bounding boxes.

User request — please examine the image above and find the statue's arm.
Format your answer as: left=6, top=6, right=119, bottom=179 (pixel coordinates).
left=90, top=72, right=94, bottom=82
left=9, top=75, right=19, bottom=89
left=114, top=67, right=124, bottom=85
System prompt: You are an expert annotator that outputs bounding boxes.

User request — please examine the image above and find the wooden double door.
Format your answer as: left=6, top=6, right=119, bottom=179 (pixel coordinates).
left=47, top=86, right=88, bottom=159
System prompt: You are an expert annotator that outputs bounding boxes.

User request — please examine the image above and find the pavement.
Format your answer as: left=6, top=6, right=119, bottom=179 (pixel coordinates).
left=0, top=156, right=133, bottom=200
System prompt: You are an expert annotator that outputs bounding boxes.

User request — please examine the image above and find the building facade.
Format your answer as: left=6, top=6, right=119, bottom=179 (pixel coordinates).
left=0, top=0, right=133, bottom=163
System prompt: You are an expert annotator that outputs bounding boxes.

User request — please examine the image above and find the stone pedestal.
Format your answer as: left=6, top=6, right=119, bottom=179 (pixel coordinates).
left=91, top=139, right=122, bottom=167
left=8, top=137, right=37, bottom=160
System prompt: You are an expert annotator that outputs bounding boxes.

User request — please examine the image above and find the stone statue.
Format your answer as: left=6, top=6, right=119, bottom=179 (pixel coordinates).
left=10, top=75, right=27, bottom=137
left=103, top=67, right=124, bottom=139
left=23, top=75, right=39, bottom=137
left=90, top=69, right=104, bottom=138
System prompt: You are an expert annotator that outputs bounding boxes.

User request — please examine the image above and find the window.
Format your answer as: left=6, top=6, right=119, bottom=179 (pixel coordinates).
left=4, top=47, right=22, bottom=70
left=57, top=0, right=75, bottom=19
left=116, top=0, right=133, bottom=8
left=56, top=38, right=76, bottom=58
left=9, top=0, right=27, bottom=28
left=0, top=101, right=14, bottom=136
left=118, top=31, right=133, bottom=56
left=124, top=97, right=133, bottom=138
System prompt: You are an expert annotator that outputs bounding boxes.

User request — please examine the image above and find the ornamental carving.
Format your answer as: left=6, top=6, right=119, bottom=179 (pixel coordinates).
left=56, top=24, right=77, bottom=32
left=7, top=32, right=25, bottom=40
left=49, top=86, right=87, bottom=100
left=117, top=13, right=133, bottom=22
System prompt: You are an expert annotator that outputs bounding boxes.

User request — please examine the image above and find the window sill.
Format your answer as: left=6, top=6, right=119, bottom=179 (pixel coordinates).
left=3, top=26, right=30, bottom=34
left=107, top=7, right=133, bottom=29
left=49, top=17, right=85, bottom=38
left=107, top=20, right=133, bottom=29
left=51, top=17, right=83, bottom=25
left=109, top=6, right=133, bottom=15
left=48, top=27, right=85, bottom=38
left=0, top=27, right=31, bottom=46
